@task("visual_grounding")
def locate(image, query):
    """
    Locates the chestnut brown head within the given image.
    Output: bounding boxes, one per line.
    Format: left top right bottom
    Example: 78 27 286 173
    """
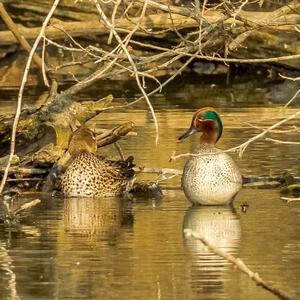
178 107 223 144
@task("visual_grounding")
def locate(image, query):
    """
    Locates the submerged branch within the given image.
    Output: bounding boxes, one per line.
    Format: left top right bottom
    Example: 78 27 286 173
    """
0 0 299 199
13 199 41 215
184 229 293 300
281 197 300 203
134 166 182 175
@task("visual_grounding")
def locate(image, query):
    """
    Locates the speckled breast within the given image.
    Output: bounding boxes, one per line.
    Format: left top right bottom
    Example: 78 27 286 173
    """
181 145 242 205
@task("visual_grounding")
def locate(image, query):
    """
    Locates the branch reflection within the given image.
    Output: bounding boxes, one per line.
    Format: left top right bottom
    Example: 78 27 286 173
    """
183 205 241 297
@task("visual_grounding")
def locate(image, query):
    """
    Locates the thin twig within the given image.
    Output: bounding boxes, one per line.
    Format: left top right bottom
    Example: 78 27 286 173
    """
114 142 125 160
265 138 300 145
100 50 198 113
93 0 160 144
284 89 300 108
279 74 300 81
0 0 61 195
243 122 299 133
108 0 121 44
41 37 49 86
171 110 300 161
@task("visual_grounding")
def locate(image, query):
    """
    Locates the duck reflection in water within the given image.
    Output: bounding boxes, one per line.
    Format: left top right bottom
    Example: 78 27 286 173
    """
183 205 241 297
54 197 134 298
63 197 133 239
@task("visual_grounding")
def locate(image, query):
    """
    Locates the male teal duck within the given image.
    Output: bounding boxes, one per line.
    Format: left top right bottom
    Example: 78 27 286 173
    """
178 107 242 205
61 127 135 198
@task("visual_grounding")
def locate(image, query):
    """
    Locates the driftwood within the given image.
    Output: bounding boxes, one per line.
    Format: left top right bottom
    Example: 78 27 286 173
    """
0 196 42 225
0 12 224 45
2 164 298 191
281 196 300 203
0 1 299 203
0 85 113 154
0 121 136 187
0 0 299 87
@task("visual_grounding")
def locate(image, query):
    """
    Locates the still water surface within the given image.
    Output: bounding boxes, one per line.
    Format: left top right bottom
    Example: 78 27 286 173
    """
0 76 300 299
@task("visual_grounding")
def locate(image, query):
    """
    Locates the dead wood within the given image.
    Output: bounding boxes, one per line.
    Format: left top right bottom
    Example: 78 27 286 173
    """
184 229 293 300
96 122 135 147
0 92 114 157
281 196 300 203
0 196 42 226
12 198 41 215
1 1 300 73
0 12 223 46
1 0 300 197
0 3 44 69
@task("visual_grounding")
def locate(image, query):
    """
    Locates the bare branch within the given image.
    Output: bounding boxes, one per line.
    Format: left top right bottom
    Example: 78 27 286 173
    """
93 0 160 144
170 110 300 161
0 0 61 195
265 138 300 145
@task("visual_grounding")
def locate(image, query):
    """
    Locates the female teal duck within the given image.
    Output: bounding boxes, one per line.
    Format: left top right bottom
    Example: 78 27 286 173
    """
179 107 242 205
61 127 135 198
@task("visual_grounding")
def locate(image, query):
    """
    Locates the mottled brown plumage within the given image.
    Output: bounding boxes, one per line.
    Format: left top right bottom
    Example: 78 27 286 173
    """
61 127 135 198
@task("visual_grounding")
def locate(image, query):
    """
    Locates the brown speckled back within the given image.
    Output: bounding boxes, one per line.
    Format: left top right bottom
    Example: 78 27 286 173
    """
61 151 135 198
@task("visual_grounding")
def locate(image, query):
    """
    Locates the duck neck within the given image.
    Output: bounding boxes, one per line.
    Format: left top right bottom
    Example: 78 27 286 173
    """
199 120 222 145
200 130 219 145
70 148 90 158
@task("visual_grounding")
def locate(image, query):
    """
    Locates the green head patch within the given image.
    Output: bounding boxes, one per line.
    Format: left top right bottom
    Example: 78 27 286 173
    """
200 110 223 142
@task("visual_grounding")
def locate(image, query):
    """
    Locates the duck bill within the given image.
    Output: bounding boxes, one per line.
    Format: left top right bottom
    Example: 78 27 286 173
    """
178 127 197 140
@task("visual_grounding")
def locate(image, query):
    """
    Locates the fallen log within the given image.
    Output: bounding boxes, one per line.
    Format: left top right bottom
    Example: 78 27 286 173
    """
1 0 299 199
0 13 219 46
0 2 299 72
0 87 113 156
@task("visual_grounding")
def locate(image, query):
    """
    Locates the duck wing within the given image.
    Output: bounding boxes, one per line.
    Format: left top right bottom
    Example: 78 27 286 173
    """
99 156 135 180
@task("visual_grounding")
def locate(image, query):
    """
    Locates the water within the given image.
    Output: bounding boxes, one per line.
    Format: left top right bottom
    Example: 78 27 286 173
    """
0 75 300 299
